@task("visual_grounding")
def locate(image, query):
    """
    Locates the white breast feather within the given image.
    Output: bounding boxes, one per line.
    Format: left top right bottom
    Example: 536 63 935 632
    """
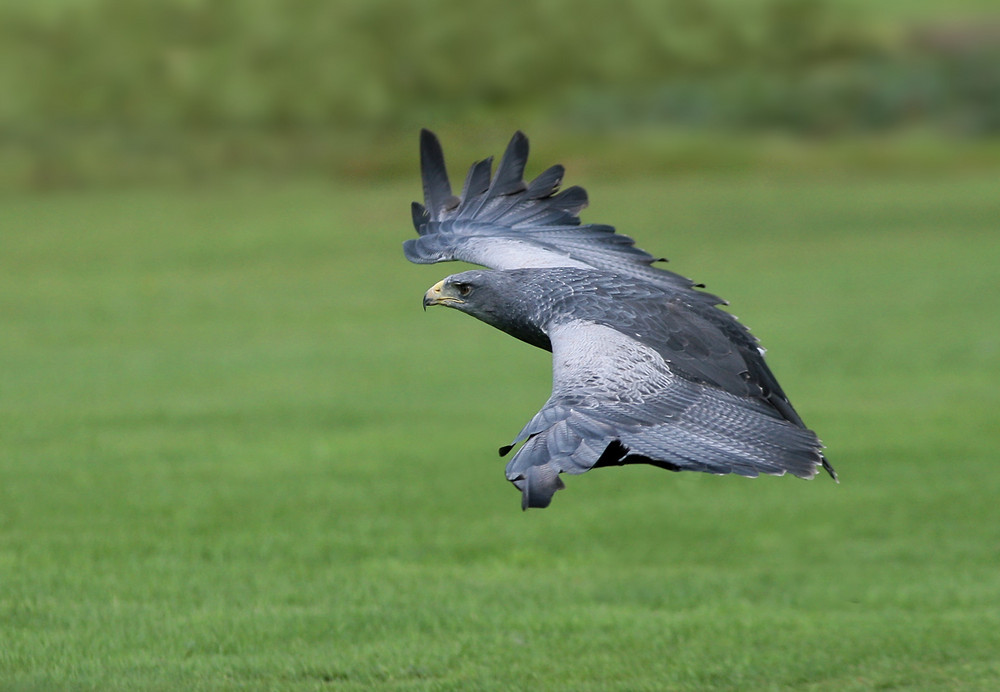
548 321 674 402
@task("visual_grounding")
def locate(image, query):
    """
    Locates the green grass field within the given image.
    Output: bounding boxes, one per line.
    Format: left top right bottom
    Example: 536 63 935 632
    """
3 167 999 690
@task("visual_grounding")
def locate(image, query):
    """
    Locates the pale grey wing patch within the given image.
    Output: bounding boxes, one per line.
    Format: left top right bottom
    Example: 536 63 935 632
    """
404 227 595 269
545 321 674 397
503 321 825 508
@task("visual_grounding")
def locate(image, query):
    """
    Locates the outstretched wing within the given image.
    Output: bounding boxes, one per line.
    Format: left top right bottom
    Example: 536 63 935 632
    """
503 319 827 509
404 129 718 301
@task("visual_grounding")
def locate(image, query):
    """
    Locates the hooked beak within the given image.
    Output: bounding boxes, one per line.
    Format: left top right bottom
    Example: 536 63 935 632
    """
422 279 463 310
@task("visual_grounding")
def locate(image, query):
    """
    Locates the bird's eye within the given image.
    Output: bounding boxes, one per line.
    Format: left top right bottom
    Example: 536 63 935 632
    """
455 283 473 297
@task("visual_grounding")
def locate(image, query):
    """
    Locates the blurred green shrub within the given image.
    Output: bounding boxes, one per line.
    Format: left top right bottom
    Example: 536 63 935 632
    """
1 0 998 186
567 24 1000 136
0 0 878 131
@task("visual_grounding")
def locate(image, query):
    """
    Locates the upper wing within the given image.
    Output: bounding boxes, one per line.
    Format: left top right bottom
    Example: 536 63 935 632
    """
585 280 808 426
536 267 813 426
404 130 719 301
503 320 827 509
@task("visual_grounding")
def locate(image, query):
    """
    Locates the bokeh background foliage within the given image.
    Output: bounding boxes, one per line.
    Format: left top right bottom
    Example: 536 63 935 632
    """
3 0 1000 187
2 0 884 129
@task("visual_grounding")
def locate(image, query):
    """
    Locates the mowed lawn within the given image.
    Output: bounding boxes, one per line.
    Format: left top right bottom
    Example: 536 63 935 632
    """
2 168 999 690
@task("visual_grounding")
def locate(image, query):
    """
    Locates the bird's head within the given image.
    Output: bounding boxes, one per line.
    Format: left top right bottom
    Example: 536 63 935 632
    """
422 269 551 350
423 273 479 311
423 270 513 316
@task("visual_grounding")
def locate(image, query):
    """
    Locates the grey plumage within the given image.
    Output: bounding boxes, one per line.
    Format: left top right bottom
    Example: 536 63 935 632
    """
409 131 836 510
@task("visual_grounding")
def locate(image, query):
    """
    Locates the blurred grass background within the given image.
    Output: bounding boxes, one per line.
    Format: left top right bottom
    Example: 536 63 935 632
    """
3 0 1000 689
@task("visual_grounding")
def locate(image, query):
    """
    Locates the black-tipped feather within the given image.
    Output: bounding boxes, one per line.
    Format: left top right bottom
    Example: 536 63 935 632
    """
411 202 429 235
525 164 564 199
489 131 530 196
419 129 458 220
459 158 493 208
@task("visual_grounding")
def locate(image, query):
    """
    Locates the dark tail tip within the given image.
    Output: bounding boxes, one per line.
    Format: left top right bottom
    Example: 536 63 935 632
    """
822 456 839 483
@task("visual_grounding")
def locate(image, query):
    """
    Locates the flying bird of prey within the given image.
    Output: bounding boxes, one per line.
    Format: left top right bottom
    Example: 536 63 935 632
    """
405 130 836 510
